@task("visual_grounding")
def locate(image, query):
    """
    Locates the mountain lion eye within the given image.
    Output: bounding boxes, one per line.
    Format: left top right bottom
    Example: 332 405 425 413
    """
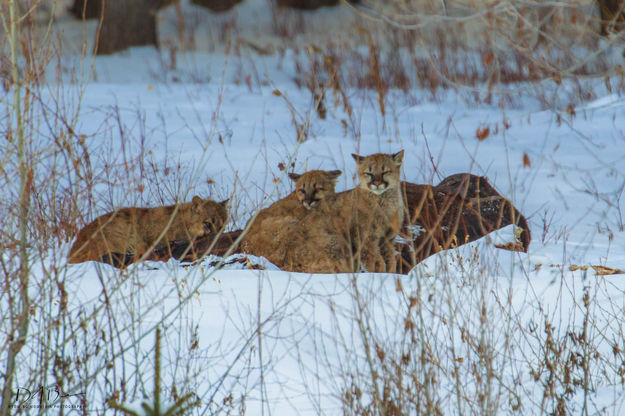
364 172 373 177
382 170 391 175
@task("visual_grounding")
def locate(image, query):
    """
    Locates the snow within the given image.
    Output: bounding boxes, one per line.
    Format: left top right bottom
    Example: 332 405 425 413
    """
5 1 625 414
55 70 624 413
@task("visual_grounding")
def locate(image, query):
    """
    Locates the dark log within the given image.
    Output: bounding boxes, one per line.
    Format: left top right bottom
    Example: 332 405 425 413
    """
277 0 339 9
71 0 177 20
96 231 241 268
276 0 359 10
597 0 625 35
98 252 136 268
152 230 242 262
69 0 102 19
96 0 157 54
396 174 530 273
91 174 531 272
191 0 243 12
95 0 178 55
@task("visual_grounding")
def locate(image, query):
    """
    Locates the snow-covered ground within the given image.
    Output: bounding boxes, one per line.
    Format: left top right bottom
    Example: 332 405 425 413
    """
4 1 625 415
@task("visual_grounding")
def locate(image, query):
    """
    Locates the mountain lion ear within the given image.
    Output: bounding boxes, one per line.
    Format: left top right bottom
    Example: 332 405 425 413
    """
327 170 342 181
352 154 364 163
191 196 203 213
392 150 404 165
219 198 230 207
288 172 301 182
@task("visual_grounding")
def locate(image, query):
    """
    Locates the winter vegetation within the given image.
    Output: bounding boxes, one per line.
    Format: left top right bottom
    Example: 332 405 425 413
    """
1 0 625 414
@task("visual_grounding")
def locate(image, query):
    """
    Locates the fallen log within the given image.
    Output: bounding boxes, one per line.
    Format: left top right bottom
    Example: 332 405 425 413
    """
397 174 530 274
94 174 530 272
151 230 242 262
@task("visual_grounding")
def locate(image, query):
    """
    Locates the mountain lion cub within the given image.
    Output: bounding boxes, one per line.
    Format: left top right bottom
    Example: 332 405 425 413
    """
280 150 405 273
240 169 342 259
68 196 228 266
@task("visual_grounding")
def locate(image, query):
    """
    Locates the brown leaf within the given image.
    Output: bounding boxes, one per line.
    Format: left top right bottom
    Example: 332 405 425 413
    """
272 90 282 97
523 153 531 168
245 259 265 270
566 104 576 116
277 162 286 171
605 76 613 93
476 126 490 141
483 51 494 67
495 242 525 252
592 265 624 275
25 168 34 196
375 343 386 362
569 265 588 271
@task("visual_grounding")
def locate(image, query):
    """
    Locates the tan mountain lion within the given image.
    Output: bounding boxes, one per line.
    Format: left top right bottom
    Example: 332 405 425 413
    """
68 196 228 266
278 150 405 273
240 169 342 260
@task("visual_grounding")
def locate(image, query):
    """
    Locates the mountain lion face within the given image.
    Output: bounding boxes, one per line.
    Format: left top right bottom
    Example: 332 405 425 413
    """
352 150 404 195
189 196 229 235
288 169 342 210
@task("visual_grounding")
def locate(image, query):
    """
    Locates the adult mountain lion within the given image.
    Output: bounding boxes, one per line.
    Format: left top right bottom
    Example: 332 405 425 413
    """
279 150 405 273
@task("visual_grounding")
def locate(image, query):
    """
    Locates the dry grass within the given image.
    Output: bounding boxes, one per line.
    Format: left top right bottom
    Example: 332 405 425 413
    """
1 0 625 415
